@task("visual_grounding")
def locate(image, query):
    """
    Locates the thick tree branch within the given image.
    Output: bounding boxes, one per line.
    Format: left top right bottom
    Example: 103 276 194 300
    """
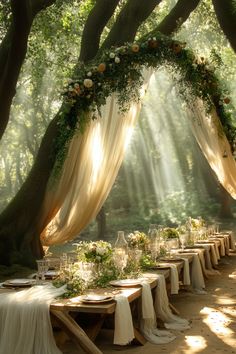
79 0 120 63
101 0 163 49
212 0 236 53
0 0 57 140
148 0 201 36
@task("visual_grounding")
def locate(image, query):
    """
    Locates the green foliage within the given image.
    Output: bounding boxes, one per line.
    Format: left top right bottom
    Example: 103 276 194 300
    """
53 30 235 178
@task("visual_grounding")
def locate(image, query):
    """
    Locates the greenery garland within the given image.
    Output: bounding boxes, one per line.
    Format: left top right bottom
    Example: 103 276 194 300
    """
52 31 236 178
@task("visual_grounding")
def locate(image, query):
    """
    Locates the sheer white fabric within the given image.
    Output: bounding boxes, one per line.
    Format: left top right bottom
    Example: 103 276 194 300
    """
0 284 66 354
188 100 236 199
40 71 152 246
154 274 190 330
114 294 134 345
140 281 176 344
191 254 206 293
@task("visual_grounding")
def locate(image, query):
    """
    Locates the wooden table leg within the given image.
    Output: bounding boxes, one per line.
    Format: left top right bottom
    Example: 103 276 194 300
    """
51 309 103 354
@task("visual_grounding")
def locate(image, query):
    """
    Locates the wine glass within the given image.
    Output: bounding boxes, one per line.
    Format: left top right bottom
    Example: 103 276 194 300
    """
36 259 49 283
179 233 188 251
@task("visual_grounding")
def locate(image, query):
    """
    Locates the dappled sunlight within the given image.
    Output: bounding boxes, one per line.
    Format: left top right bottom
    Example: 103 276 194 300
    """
200 306 236 346
184 335 207 352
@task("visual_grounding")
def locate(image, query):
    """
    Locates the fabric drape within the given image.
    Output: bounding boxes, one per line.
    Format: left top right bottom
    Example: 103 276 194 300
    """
188 100 236 199
40 71 152 246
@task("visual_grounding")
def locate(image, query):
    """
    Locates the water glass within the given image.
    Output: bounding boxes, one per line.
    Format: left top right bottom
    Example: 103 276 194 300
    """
36 259 49 282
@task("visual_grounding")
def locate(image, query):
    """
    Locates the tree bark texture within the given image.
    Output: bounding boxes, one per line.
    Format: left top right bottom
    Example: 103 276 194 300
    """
79 0 120 63
0 0 56 140
148 0 201 36
101 0 163 50
212 0 236 54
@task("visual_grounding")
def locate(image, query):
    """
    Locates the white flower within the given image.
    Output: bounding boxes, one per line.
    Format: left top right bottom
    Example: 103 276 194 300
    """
115 56 120 63
96 255 101 261
96 247 106 256
109 52 115 59
83 78 93 88
87 71 92 77
68 86 74 91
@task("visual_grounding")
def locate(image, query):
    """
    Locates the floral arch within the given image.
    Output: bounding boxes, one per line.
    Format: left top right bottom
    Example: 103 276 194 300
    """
39 32 236 246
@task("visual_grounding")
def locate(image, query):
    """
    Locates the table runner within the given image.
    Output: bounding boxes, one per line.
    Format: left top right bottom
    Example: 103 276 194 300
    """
0 284 66 354
154 274 190 331
114 295 134 345
140 281 176 344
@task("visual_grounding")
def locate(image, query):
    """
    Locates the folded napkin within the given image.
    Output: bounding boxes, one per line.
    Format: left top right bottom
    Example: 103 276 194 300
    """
191 254 206 293
181 258 190 285
154 274 190 331
169 264 179 294
114 294 134 345
140 281 176 344
0 284 66 354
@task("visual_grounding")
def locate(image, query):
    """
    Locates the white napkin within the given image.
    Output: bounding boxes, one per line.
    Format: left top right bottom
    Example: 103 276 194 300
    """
169 264 179 294
140 281 176 344
224 235 230 255
191 254 206 293
0 284 66 354
199 245 220 275
214 241 220 260
154 274 190 331
114 294 134 345
222 231 235 250
182 258 190 285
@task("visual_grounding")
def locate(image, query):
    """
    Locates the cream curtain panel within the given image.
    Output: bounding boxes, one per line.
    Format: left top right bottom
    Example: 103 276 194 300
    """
40 71 151 245
188 99 236 199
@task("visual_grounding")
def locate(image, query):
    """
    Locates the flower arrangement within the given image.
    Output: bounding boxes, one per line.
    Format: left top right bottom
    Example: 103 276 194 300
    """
74 240 113 264
127 231 149 250
189 217 205 230
162 227 179 239
52 31 236 178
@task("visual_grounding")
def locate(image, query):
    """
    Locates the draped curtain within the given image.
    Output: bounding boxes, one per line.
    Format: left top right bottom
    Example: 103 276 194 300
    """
40 70 151 245
188 99 236 199
39 69 236 246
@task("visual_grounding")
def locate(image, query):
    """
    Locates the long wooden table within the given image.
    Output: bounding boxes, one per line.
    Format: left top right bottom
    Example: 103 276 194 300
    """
50 260 189 354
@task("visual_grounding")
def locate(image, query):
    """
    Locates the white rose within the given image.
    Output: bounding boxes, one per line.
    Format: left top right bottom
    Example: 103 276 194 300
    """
87 71 92 77
109 52 115 59
115 56 120 63
83 78 93 88
96 247 106 256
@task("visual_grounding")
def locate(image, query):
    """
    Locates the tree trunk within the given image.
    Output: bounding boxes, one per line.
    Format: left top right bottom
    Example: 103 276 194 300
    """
0 0 56 139
96 207 106 240
212 0 236 54
147 0 201 37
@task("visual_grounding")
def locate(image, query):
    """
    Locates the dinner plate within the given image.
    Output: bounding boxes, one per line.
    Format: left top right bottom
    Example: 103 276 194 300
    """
3 279 34 287
109 278 146 287
71 294 114 304
159 258 183 262
178 250 198 253
44 270 59 279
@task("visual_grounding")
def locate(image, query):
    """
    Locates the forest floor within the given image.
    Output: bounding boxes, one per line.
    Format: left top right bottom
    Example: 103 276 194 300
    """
62 250 236 354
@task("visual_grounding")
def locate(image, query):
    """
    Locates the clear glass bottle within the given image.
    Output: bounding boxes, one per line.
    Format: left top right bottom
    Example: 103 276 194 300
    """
114 231 128 254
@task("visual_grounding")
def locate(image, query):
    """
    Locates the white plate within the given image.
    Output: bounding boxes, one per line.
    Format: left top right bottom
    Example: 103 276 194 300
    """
45 270 59 278
109 278 146 287
3 279 33 287
71 294 114 304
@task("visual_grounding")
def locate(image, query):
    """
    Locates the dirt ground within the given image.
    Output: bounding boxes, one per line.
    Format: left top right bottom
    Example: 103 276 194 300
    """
62 251 236 354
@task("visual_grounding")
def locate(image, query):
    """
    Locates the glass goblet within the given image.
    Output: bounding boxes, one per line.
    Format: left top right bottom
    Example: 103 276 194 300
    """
179 233 188 251
36 259 49 283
